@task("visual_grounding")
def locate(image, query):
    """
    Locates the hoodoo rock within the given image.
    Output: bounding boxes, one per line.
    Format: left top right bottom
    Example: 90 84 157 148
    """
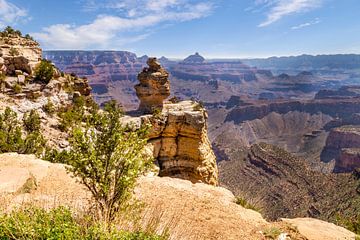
135 57 170 113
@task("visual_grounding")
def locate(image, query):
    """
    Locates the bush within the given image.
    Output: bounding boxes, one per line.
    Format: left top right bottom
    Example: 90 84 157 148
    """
0 206 166 240
23 109 41 132
13 83 22 93
0 107 46 155
56 101 152 223
34 59 54 84
235 196 261 212
42 98 56 116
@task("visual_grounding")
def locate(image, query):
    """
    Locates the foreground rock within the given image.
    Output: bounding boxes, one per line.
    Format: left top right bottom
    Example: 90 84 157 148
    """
1 153 356 239
135 58 170 113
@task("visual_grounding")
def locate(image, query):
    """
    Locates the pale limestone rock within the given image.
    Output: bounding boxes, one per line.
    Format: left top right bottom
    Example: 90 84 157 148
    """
282 218 356 240
17 75 25 84
0 36 41 75
134 57 170 113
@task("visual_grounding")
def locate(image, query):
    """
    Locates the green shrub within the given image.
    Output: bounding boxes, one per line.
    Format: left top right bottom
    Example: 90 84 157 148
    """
57 101 152 223
0 107 46 155
0 206 166 240
58 105 85 132
34 59 54 84
12 83 22 93
263 227 282 239
23 109 41 132
42 98 56 116
235 196 261 212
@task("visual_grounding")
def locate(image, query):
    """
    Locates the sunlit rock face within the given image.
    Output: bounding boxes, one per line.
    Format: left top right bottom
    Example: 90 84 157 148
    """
0 36 42 75
142 101 218 186
135 58 170 113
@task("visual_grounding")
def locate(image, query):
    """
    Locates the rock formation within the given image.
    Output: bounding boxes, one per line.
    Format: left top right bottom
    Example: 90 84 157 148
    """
142 101 218 185
0 35 41 75
134 58 170 113
321 125 360 172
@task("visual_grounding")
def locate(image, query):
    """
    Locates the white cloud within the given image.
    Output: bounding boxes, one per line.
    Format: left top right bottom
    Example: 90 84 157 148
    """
291 18 320 30
33 0 213 49
257 0 322 27
0 0 27 28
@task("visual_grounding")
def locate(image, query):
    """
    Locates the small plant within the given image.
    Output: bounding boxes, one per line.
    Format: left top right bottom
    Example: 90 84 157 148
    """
42 98 56 115
152 107 162 119
263 227 282 239
9 47 19 56
12 83 22 93
34 59 54 84
24 33 34 40
23 109 41 132
234 196 260 212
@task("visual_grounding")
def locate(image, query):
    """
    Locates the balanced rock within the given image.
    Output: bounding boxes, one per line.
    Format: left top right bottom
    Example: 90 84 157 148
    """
135 58 170 113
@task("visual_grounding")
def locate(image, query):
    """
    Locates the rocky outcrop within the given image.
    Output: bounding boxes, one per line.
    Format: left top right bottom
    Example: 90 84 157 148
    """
321 125 360 172
0 36 41 75
1 153 356 240
315 85 360 99
140 101 218 185
135 58 170 113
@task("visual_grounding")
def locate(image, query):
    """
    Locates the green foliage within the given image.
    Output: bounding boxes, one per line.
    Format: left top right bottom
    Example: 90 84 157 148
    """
0 73 6 82
0 206 166 240
234 196 261 212
24 34 34 41
12 83 22 93
34 59 54 84
58 104 85 132
263 227 282 239
0 107 46 155
337 214 360 235
23 109 41 132
42 98 56 116
53 101 152 223
9 47 19 56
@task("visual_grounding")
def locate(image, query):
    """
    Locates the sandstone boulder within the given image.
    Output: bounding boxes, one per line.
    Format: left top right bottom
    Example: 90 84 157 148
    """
135 58 170 113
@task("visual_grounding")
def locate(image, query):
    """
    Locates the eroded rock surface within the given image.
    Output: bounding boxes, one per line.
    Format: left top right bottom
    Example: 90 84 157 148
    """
135 58 170 113
0 35 41 75
138 101 218 185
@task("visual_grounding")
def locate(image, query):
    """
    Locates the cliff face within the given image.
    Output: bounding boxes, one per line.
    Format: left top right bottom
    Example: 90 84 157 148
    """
0 36 41 75
142 101 218 185
321 126 360 172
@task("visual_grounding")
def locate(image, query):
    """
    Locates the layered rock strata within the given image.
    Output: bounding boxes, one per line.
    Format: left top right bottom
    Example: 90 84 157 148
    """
142 101 218 185
321 125 360 172
134 58 170 113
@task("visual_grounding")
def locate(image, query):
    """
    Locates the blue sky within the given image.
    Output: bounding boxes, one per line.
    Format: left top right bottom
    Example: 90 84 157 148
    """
1 0 359 58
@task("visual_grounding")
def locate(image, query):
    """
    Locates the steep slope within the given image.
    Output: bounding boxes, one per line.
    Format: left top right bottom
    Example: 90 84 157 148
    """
219 143 360 223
